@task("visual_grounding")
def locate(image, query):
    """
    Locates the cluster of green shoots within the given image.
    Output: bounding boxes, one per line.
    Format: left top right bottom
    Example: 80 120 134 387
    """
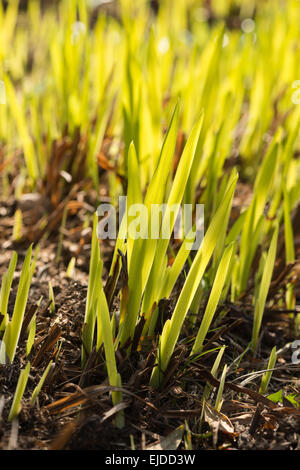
0 0 299 427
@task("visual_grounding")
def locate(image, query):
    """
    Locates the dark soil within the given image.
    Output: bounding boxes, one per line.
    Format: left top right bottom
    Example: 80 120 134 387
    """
0 174 300 451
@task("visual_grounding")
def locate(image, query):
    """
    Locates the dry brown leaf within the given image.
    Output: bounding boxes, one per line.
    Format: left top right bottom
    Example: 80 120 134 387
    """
203 401 235 435
145 425 184 451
